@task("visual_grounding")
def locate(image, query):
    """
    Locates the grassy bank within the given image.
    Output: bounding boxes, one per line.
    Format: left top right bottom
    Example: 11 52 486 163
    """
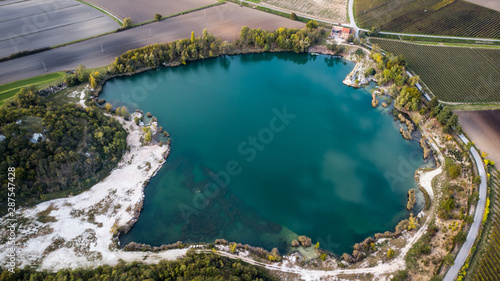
0 72 67 106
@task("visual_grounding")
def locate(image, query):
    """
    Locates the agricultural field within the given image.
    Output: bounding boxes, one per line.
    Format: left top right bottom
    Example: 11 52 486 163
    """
261 0 347 22
457 110 500 166
371 39 500 102
0 0 119 58
83 0 217 24
467 169 500 281
465 0 500 12
355 0 500 38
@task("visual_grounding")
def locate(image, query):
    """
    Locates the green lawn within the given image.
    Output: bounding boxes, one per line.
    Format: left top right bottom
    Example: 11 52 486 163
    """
0 72 67 106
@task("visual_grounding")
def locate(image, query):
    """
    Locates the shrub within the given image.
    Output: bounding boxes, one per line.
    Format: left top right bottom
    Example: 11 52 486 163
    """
306 20 319 29
387 248 395 259
123 18 133 28
365 67 376 76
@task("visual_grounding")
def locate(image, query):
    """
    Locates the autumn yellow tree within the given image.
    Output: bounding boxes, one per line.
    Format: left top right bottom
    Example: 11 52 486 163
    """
104 103 112 112
191 31 195 43
387 248 395 259
90 75 97 89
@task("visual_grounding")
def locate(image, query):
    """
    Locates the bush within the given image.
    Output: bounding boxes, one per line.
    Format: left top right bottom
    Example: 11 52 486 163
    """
306 20 319 29
155 14 162 21
391 270 409 281
123 17 133 28
454 231 467 245
387 248 395 259
365 67 376 76
290 13 298 20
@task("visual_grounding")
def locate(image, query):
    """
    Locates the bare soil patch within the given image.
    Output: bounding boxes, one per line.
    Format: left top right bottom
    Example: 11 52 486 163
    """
465 0 500 12
457 110 500 165
83 0 217 23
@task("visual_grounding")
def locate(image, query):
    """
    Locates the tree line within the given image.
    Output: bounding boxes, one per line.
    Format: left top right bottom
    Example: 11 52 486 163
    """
0 251 276 281
0 88 127 213
108 25 325 74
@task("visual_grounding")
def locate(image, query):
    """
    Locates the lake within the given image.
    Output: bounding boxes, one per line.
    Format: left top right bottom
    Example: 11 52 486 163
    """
100 52 430 254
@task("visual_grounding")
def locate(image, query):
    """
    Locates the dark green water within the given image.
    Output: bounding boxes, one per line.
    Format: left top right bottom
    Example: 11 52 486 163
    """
101 53 430 254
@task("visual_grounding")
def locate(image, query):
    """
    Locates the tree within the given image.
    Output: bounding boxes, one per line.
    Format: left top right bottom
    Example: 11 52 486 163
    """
290 13 298 20
355 48 364 58
365 67 376 76
155 14 162 21
473 175 481 185
191 31 195 44
444 253 454 265
123 17 133 28
454 231 467 245
104 103 112 112
75 64 89 83
387 248 395 259
89 74 97 89
306 20 318 29
408 75 420 86
315 242 320 249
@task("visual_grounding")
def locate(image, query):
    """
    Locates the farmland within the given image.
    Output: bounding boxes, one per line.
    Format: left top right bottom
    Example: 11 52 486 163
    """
261 0 347 22
355 0 500 38
0 0 119 58
83 0 217 24
371 39 500 102
467 169 500 281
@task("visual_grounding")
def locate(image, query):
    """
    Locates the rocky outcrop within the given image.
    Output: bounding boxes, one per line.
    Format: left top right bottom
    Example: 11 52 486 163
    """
298 236 312 247
407 188 416 210
343 60 375 87
420 138 431 159
371 94 379 108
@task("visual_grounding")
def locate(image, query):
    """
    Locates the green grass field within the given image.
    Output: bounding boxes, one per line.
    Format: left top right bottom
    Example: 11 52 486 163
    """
356 0 500 38
371 38 500 103
0 72 67 106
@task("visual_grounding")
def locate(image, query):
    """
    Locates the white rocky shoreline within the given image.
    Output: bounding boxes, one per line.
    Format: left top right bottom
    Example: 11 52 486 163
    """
0 50 444 281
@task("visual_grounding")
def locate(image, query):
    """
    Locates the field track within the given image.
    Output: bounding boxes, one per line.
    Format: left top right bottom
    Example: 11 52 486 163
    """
0 2 304 85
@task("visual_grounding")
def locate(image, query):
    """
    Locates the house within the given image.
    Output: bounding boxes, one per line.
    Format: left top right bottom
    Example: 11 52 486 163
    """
331 26 343 38
340 27 352 40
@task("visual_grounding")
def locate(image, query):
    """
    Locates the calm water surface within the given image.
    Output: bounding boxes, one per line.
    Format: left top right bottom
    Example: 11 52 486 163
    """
100 53 430 254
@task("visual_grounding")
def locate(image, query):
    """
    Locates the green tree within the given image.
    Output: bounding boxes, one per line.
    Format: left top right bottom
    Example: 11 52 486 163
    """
290 13 298 20
454 231 467 245
408 75 420 86
154 14 162 21
443 253 454 265
306 20 319 29
123 17 133 28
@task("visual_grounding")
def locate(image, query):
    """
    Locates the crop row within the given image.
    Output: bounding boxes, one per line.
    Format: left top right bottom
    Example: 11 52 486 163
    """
356 0 500 38
371 39 500 103
471 171 500 281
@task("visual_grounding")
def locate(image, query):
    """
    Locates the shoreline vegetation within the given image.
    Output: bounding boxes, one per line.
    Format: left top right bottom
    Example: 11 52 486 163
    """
0 26 475 280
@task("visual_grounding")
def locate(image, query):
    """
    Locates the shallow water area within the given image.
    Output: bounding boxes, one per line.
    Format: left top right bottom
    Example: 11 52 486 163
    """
100 52 431 254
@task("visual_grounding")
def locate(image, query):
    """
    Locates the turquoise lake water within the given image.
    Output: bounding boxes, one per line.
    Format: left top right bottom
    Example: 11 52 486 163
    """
100 53 431 254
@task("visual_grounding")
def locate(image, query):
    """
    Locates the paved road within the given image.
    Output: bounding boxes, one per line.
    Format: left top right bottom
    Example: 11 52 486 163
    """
0 0 119 58
444 134 487 281
346 0 358 37
0 2 304 84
